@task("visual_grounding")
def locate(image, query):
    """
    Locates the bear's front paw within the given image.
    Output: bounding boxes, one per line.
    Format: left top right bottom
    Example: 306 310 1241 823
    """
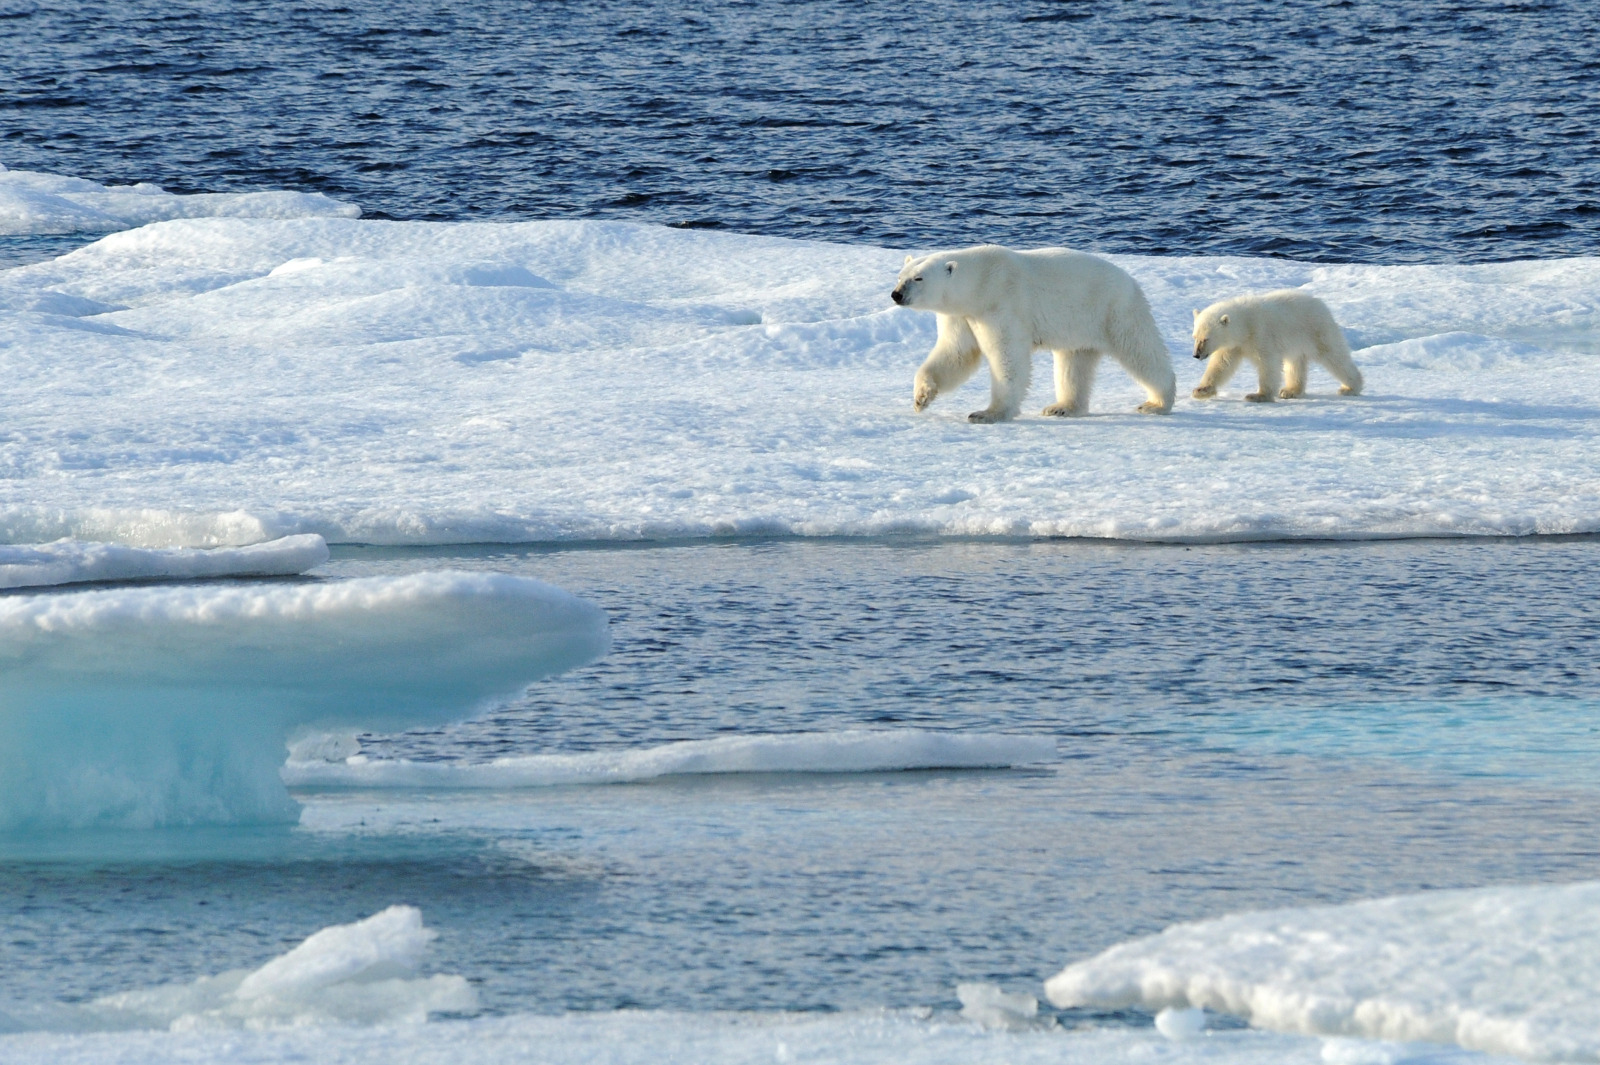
1191 385 1216 399
1244 392 1275 403
1136 401 1172 415
1042 402 1084 417
913 382 936 412
967 409 1007 424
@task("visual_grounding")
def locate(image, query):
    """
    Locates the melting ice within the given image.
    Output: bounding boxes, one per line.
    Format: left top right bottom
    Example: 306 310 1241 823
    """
0 572 609 830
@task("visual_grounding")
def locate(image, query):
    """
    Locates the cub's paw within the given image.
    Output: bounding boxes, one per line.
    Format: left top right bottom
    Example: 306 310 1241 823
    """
1244 392 1275 403
1191 385 1217 399
968 409 1006 424
1042 402 1085 417
1136 401 1172 415
1339 385 1360 396
1278 387 1303 399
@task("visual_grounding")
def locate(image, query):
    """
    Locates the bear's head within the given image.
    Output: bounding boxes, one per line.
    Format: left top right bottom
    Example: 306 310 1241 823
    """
1191 306 1235 360
891 253 962 312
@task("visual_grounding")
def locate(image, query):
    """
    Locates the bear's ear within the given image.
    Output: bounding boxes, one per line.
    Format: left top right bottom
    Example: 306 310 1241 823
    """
904 254 914 265
1219 313 1229 325
945 261 957 275
1192 308 1200 319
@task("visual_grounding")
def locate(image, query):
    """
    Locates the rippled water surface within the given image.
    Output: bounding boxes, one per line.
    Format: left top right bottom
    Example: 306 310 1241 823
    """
4 0 1599 262
5 539 1600 1016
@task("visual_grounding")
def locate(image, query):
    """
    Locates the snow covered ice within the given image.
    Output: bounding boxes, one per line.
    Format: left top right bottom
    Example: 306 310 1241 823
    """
282 730 1057 788
0 572 609 830
0 905 474 1032
0 165 359 236
1045 879 1600 1062
2 185 1599 546
0 534 327 589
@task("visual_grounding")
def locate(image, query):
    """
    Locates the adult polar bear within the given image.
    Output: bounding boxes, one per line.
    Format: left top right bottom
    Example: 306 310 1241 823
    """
891 245 1175 422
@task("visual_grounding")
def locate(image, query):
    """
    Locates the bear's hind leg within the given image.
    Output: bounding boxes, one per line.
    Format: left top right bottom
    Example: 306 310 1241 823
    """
913 314 983 412
969 327 1031 423
1245 352 1281 403
1315 336 1364 396
1279 355 1307 399
1043 349 1099 416
1192 351 1240 399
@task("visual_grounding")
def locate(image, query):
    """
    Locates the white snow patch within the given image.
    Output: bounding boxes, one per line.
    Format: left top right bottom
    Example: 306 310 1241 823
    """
281 730 1057 788
1045 880 1600 1063
0 533 328 589
0 164 359 236
2 906 472 1032
0 572 609 830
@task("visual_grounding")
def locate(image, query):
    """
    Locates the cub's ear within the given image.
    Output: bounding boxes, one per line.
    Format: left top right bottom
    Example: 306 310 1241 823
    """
1192 308 1199 319
904 254 914 265
1219 313 1229 325
945 261 957 274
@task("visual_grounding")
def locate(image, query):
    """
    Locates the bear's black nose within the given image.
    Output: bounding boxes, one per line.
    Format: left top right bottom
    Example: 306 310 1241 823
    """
891 288 905 305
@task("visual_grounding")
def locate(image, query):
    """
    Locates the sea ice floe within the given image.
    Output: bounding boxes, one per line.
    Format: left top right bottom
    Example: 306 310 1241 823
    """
0 533 328 589
1045 879 1600 1063
0 905 472 1032
281 730 1057 788
0 164 360 236
0 572 609 830
2 172 1599 546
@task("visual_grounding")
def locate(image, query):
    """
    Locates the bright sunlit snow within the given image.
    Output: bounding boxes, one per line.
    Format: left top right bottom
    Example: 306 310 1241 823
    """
1045 880 1600 1062
0 534 328 589
0 165 359 236
2 182 1598 546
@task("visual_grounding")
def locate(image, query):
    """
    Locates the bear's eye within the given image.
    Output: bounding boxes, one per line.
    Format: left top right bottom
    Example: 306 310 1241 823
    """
913 275 923 282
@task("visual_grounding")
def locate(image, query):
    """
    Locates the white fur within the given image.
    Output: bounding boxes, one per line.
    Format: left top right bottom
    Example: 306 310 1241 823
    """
891 245 1176 422
1190 290 1364 402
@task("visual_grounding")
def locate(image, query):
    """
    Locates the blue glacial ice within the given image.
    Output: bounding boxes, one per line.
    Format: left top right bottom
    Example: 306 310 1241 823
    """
0 572 609 831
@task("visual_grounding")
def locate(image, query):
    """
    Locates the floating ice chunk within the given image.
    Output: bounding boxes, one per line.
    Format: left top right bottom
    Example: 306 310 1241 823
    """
1157 1007 1209 1040
51 906 475 1031
956 982 1041 1029
1044 880 1600 1062
0 572 609 830
0 533 328 589
0 166 359 236
282 730 1057 789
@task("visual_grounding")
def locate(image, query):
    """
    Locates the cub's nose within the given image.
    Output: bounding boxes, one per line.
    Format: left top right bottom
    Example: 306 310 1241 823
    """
1192 345 1207 359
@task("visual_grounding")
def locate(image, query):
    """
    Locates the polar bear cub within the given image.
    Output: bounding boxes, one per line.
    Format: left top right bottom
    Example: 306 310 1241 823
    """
891 245 1176 422
1191 290 1363 402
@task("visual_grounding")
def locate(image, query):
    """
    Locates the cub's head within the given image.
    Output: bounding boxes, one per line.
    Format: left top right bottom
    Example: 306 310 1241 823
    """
1191 305 1235 360
891 253 961 311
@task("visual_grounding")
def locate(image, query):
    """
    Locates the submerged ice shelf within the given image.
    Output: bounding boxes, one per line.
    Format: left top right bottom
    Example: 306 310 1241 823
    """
0 572 608 830
283 730 1057 788
2 174 1600 546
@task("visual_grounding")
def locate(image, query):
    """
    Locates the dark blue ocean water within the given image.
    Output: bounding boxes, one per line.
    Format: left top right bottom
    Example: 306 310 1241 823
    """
4 0 1599 263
